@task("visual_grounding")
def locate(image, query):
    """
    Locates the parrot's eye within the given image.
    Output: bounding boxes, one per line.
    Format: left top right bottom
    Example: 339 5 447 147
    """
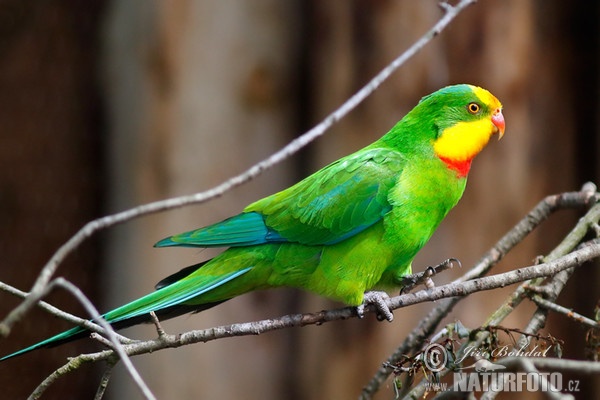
467 103 481 114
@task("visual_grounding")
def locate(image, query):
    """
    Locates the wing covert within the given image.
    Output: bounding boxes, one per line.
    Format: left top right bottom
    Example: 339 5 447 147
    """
246 147 405 245
155 147 405 248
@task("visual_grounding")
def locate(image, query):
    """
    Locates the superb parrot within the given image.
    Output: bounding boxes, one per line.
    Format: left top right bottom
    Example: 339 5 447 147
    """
1 84 504 361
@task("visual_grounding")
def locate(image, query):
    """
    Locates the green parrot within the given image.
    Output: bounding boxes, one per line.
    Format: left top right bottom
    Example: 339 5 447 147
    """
1 84 504 361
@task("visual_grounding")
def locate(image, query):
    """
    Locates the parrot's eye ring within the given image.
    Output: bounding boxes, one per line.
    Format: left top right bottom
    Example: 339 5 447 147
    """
467 103 481 114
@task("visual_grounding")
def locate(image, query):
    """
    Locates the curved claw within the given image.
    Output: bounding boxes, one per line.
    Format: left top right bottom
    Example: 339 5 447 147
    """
446 257 462 269
356 291 394 322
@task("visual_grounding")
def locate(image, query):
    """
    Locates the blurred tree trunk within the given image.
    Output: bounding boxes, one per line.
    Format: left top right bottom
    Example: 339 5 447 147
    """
0 1 105 399
102 1 300 398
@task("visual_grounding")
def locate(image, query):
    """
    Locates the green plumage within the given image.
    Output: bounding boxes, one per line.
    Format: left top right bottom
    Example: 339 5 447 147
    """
1 84 503 361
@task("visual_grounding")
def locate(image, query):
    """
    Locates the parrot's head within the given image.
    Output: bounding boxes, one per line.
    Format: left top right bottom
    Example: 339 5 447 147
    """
414 84 504 177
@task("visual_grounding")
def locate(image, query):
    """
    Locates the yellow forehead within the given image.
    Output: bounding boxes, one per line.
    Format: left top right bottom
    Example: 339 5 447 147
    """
468 85 502 110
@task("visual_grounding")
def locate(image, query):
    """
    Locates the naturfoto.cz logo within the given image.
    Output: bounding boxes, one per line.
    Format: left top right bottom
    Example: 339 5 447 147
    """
421 343 580 394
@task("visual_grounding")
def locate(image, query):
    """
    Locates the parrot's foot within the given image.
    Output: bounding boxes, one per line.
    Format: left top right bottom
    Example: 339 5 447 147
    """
400 258 461 294
356 291 394 322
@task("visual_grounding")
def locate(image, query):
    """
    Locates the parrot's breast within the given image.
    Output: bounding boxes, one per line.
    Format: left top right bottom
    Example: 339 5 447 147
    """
378 158 466 285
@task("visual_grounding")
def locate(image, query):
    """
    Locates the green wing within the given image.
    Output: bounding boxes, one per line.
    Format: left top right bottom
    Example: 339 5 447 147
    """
247 147 404 245
157 147 405 248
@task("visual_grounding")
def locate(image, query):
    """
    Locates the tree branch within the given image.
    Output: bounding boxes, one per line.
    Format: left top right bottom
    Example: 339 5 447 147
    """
499 356 600 375
529 295 600 330
33 241 600 370
359 183 599 399
0 281 134 345
27 278 155 400
396 200 600 400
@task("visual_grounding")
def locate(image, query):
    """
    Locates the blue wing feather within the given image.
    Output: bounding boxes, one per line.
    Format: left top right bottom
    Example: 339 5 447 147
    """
155 212 285 248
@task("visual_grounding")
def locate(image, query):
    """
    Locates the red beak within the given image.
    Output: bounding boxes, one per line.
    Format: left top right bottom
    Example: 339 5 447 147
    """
491 109 505 139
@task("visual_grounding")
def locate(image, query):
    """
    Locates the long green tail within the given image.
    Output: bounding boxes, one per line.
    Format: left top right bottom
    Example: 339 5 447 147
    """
0 265 251 362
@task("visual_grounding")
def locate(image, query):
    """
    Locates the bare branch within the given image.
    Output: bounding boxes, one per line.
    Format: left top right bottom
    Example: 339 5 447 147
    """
149 311 167 339
500 356 600 375
28 355 90 400
400 258 460 294
90 332 119 349
458 184 598 283
36 242 599 371
387 242 600 310
514 200 600 349
27 279 155 400
531 295 600 329
94 359 118 400
478 358 591 400
360 183 599 399
397 200 600 399
9 185 600 399
0 281 134 345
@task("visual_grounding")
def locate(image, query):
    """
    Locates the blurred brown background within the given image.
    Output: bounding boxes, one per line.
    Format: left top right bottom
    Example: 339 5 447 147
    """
0 1 598 399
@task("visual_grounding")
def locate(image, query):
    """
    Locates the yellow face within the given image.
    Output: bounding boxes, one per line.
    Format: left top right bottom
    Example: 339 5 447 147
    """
433 85 504 163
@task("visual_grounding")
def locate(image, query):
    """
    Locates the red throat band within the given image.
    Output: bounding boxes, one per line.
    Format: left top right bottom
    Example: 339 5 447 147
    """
439 156 472 178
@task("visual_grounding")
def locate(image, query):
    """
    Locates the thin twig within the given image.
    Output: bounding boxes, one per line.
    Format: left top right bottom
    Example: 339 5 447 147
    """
149 311 167 339
415 214 599 399
457 184 598 283
27 279 155 400
28 356 88 400
0 281 134 345
481 355 599 400
90 332 120 349
499 356 600 374
18 191 600 399
400 258 460 294
530 295 600 330
94 359 118 400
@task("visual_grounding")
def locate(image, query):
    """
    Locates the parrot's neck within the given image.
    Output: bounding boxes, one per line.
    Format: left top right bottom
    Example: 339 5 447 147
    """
433 118 495 178
438 156 472 178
